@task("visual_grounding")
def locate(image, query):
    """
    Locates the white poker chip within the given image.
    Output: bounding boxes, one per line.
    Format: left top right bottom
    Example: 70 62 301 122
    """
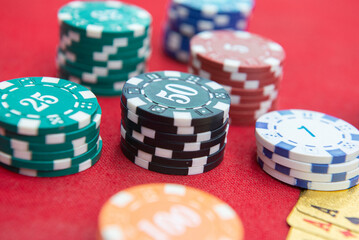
257 149 359 183
255 109 359 164
257 141 359 174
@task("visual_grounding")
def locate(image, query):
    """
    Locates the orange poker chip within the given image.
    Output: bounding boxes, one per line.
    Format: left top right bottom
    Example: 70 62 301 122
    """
98 183 244 240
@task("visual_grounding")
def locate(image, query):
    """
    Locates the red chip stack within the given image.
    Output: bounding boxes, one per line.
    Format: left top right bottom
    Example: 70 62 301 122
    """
189 30 285 125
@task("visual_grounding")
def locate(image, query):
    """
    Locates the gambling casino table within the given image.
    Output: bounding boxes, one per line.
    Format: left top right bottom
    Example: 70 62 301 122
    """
1 0 359 239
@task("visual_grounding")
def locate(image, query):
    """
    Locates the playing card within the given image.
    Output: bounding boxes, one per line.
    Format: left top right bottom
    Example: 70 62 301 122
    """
286 227 326 240
296 185 359 233
287 207 359 239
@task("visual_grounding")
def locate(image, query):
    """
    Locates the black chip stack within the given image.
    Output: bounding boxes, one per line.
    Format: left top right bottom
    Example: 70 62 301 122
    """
120 71 231 175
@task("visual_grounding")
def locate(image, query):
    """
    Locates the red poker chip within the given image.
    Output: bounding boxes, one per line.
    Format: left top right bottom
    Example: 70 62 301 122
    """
223 83 279 97
230 91 278 105
229 117 257 126
190 60 283 80
190 30 285 73
230 106 275 118
190 66 281 89
230 99 277 111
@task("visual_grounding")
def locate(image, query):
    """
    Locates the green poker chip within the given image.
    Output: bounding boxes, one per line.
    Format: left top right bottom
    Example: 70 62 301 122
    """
58 69 126 91
0 77 99 136
60 33 150 54
0 107 101 144
57 63 146 84
0 130 99 161
82 85 123 97
58 1 152 38
59 24 152 46
0 138 103 177
2 137 101 171
58 69 125 96
0 126 99 152
58 45 149 64
57 52 147 75
57 47 151 64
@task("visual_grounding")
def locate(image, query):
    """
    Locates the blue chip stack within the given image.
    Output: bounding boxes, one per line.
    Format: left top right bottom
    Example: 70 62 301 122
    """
163 0 255 62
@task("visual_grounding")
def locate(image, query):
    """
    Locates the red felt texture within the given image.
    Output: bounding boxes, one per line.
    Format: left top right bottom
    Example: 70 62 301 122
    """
0 0 359 239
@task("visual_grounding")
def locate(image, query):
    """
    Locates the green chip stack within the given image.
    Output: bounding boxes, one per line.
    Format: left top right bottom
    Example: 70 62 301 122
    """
0 77 102 177
56 1 153 96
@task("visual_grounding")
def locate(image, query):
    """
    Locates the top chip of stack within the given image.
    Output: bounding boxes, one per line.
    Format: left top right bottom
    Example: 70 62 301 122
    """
56 1 152 96
189 30 285 125
120 71 231 175
0 77 102 177
163 0 255 62
255 109 359 191
98 183 244 240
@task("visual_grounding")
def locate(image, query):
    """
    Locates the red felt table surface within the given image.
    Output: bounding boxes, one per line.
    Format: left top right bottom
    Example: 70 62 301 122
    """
0 0 359 239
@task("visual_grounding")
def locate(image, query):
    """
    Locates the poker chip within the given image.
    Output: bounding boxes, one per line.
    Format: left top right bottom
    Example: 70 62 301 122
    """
120 71 230 175
258 157 359 191
0 127 98 152
163 0 254 62
122 71 230 126
123 124 228 151
121 108 226 135
121 118 229 143
255 109 359 191
121 138 226 167
0 130 99 161
3 138 102 171
56 1 152 96
189 30 285 125
0 138 102 177
0 77 102 177
258 150 359 183
121 141 224 175
257 144 359 174
98 183 244 240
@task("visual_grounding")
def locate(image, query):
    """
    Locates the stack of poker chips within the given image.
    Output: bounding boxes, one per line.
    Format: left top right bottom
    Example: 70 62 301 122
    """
120 71 231 175
189 30 285 125
0 77 102 177
255 109 359 191
98 184 244 240
56 1 152 96
163 0 255 62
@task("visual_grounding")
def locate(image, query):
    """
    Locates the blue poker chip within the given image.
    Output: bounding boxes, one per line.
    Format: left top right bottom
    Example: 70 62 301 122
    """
168 6 248 37
255 109 359 164
163 44 189 63
171 0 255 19
163 26 190 62
122 71 231 127
257 157 359 191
